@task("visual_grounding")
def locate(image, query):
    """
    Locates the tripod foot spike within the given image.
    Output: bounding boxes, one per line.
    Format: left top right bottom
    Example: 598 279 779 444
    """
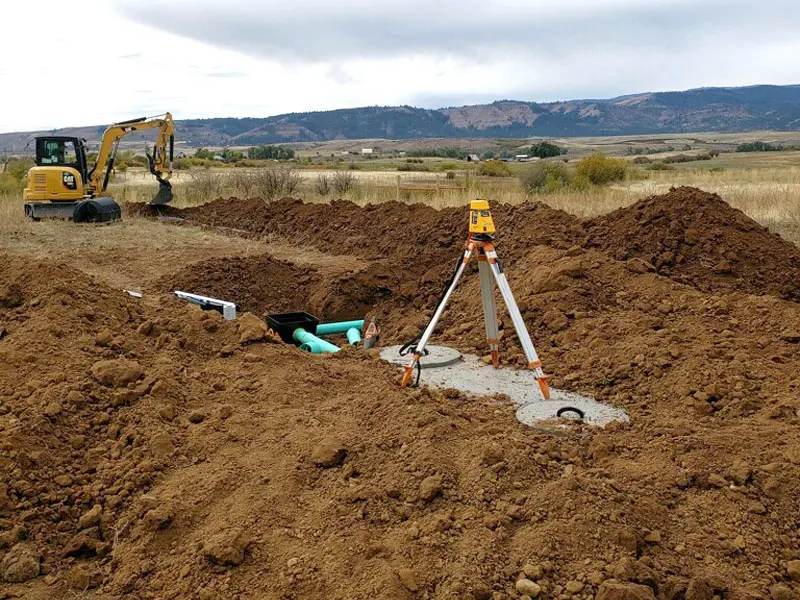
401 365 414 388
537 377 551 400
491 350 499 368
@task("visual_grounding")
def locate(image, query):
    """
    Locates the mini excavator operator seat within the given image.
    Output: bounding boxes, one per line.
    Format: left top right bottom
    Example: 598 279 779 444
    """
23 136 90 202
469 199 496 238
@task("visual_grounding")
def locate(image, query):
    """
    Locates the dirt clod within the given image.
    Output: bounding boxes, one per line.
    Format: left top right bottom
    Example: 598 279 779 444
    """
419 474 443 503
237 312 269 344
2 543 41 583
78 505 102 530
597 581 656 600
204 528 249 566
516 578 542 597
310 438 347 468
397 567 419 592
786 561 800 582
90 358 145 388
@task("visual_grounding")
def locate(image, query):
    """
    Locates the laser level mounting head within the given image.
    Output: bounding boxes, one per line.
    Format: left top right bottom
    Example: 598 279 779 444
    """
469 200 496 236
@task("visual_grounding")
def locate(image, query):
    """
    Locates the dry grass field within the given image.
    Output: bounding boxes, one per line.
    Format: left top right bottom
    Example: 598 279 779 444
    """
2 145 799 246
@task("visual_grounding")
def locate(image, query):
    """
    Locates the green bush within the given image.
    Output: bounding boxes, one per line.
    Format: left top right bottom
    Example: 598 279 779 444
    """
0 172 24 193
438 161 459 171
632 156 652 164
478 160 512 177
519 161 571 193
7 158 34 181
736 141 782 153
445 170 456 180
574 153 627 185
529 141 565 159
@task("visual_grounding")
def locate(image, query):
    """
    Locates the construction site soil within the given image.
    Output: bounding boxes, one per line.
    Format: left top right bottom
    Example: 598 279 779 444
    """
3 187 800 600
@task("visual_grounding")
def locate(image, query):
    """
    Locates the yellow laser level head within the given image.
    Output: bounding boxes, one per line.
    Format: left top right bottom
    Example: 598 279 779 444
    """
469 200 496 235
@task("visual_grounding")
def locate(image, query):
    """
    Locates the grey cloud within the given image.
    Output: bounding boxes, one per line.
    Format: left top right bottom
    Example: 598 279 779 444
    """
114 0 800 63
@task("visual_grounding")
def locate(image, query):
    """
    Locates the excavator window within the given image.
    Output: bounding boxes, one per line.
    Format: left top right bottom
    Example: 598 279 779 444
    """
36 138 79 167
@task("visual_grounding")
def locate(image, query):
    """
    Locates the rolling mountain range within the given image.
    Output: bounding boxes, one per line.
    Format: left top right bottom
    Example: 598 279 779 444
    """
3 84 800 151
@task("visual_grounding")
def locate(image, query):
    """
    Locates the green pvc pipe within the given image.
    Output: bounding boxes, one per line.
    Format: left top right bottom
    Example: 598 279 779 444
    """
294 328 340 354
316 320 365 336
346 327 361 346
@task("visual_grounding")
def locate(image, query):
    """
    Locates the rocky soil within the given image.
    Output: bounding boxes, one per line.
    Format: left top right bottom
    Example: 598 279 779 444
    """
1 187 799 599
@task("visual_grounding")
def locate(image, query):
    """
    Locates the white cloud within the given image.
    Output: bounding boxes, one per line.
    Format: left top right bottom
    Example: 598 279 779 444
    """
0 0 798 132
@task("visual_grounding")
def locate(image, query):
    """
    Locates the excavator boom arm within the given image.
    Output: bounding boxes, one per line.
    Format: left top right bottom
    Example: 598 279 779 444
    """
88 113 174 203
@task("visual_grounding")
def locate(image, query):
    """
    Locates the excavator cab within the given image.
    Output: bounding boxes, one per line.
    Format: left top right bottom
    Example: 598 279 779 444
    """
25 135 121 222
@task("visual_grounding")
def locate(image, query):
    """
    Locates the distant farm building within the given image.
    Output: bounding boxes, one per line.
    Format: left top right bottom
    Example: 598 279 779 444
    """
361 148 374 155
467 154 480 162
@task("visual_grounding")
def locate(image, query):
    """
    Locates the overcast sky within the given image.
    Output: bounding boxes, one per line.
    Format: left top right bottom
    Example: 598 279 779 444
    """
1 0 799 132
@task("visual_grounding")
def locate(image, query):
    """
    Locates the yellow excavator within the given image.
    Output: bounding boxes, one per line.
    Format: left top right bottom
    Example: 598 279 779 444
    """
23 112 175 222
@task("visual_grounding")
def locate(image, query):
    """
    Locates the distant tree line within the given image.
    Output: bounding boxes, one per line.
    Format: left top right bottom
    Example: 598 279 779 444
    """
247 145 295 160
736 141 783 153
406 147 468 159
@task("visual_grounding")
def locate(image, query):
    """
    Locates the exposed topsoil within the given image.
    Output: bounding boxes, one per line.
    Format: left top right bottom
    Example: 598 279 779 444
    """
584 187 800 300
2 187 800 600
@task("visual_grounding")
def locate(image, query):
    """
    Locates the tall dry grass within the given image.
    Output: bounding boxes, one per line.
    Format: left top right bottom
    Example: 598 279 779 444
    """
3 163 799 245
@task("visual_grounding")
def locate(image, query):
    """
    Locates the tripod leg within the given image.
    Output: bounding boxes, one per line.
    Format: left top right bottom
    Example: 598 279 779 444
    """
486 250 550 399
478 258 500 368
401 245 474 387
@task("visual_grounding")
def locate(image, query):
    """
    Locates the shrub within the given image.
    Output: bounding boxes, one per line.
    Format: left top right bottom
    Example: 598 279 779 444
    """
574 153 627 185
663 153 712 164
478 160 512 177
229 167 301 199
439 161 459 172
445 170 456 180
185 170 223 202
0 172 24 193
397 163 429 172
648 162 676 171
314 173 331 196
332 171 357 194
7 158 34 181
519 161 571 193
632 156 652 165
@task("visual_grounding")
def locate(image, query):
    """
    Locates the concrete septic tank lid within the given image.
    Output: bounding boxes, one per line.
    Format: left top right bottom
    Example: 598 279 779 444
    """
381 348 628 428
380 345 463 369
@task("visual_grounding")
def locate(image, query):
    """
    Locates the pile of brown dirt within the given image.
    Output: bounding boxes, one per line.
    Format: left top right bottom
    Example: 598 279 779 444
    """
584 187 800 300
4 251 800 600
5 185 800 599
131 188 800 302
128 197 583 264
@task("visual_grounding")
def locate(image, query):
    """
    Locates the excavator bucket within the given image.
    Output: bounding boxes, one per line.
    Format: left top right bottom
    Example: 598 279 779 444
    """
149 181 174 206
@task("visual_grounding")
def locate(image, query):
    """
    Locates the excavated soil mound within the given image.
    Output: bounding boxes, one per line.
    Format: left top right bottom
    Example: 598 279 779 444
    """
3 249 800 600
128 197 584 263
6 186 800 599
584 187 800 300
132 188 800 302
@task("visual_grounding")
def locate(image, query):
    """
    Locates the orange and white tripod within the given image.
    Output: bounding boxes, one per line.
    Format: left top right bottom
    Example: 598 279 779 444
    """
401 200 550 399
